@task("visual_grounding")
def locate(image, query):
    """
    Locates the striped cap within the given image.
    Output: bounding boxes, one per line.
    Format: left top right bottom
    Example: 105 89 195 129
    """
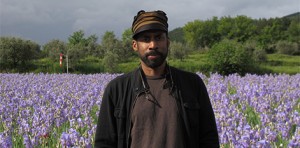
132 10 168 39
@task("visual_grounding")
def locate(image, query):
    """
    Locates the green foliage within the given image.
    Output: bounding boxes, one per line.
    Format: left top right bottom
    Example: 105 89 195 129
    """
75 56 104 74
253 48 267 63
227 83 237 95
233 16 257 42
118 59 139 73
208 39 254 75
33 58 63 73
0 37 40 72
101 31 119 54
218 15 256 42
218 16 234 39
103 51 119 73
67 44 86 71
66 30 99 71
168 52 210 74
183 17 220 49
2 13 300 74
169 41 188 60
121 29 136 60
244 40 267 63
260 54 300 74
276 40 299 55
42 39 66 60
121 28 133 42
68 30 86 45
68 30 98 50
169 27 185 43
244 105 261 128
287 20 300 43
256 18 290 50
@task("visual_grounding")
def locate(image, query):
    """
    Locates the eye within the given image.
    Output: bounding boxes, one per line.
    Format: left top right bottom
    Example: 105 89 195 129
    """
155 36 161 41
141 36 150 42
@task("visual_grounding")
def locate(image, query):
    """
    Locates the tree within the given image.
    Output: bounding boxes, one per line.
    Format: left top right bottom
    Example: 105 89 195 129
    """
86 34 99 56
0 37 40 72
101 31 120 54
208 39 254 75
286 20 300 43
121 28 136 59
169 27 185 43
183 17 220 49
218 15 256 42
233 15 256 42
100 31 123 72
169 41 188 61
218 16 234 39
67 30 99 71
101 31 128 58
68 30 86 46
276 41 299 55
257 18 289 50
103 51 119 73
42 39 66 60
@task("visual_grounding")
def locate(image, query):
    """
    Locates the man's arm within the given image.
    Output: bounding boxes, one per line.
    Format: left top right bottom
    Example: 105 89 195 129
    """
197 76 220 147
94 83 118 148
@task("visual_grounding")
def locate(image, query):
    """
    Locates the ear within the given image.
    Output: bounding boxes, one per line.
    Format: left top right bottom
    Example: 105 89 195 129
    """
132 40 138 52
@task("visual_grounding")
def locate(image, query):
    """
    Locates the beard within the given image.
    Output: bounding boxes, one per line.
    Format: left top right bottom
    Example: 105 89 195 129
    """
139 49 168 68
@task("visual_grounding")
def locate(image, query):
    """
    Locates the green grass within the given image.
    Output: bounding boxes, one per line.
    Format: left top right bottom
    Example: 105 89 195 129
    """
171 52 300 74
267 54 300 66
30 52 300 74
118 60 140 73
261 54 300 74
117 52 300 74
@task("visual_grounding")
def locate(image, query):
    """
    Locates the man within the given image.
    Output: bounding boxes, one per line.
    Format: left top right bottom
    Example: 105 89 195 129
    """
94 10 219 148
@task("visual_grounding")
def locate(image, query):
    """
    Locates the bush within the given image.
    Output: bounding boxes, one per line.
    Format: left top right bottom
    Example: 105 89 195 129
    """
244 40 267 63
208 39 254 75
103 51 119 73
276 41 299 55
253 48 267 63
169 41 188 60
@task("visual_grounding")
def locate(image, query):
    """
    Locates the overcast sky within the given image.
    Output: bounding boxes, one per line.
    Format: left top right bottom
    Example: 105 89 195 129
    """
0 0 299 45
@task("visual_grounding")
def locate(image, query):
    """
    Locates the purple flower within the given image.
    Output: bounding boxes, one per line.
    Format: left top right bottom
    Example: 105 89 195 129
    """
23 134 33 148
256 140 271 148
0 135 12 148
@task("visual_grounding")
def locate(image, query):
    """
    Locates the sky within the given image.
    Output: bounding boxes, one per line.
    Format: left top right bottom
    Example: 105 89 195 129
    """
0 0 299 45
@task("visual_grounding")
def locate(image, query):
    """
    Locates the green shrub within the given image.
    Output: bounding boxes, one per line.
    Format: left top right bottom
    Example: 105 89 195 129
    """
253 48 267 63
208 39 254 75
169 41 188 61
276 41 299 55
244 40 267 63
103 51 119 73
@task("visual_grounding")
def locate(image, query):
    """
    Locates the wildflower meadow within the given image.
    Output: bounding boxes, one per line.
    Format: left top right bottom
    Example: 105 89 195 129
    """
0 73 299 147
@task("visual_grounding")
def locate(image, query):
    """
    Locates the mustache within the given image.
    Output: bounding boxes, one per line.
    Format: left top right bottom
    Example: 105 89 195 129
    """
145 50 163 57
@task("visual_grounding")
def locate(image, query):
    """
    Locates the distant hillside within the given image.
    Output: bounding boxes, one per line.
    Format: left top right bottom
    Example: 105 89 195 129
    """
282 12 300 21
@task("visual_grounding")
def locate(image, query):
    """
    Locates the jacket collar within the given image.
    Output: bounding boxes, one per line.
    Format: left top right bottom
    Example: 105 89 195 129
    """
132 64 175 96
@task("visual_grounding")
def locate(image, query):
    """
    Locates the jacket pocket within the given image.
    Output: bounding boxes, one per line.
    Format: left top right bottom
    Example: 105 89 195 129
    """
114 108 125 119
183 103 200 110
183 102 201 128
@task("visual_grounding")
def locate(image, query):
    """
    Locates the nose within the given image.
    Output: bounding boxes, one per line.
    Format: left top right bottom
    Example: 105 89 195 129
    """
148 40 157 50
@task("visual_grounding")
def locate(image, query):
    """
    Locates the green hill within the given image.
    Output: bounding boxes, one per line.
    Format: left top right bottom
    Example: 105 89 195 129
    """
283 12 300 21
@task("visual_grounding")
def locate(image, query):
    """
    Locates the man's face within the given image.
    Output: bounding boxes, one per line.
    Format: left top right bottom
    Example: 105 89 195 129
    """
132 31 169 68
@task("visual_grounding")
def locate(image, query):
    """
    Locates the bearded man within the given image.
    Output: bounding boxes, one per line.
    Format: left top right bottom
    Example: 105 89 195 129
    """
94 10 219 148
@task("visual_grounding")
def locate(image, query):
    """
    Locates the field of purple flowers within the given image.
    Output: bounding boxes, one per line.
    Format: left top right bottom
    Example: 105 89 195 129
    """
0 73 299 147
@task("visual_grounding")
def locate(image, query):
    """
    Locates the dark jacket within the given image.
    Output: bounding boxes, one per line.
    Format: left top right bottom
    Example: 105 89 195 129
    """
94 66 219 148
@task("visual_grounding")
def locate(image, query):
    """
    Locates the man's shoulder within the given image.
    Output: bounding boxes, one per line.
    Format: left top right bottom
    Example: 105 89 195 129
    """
170 66 199 78
106 68 138 87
